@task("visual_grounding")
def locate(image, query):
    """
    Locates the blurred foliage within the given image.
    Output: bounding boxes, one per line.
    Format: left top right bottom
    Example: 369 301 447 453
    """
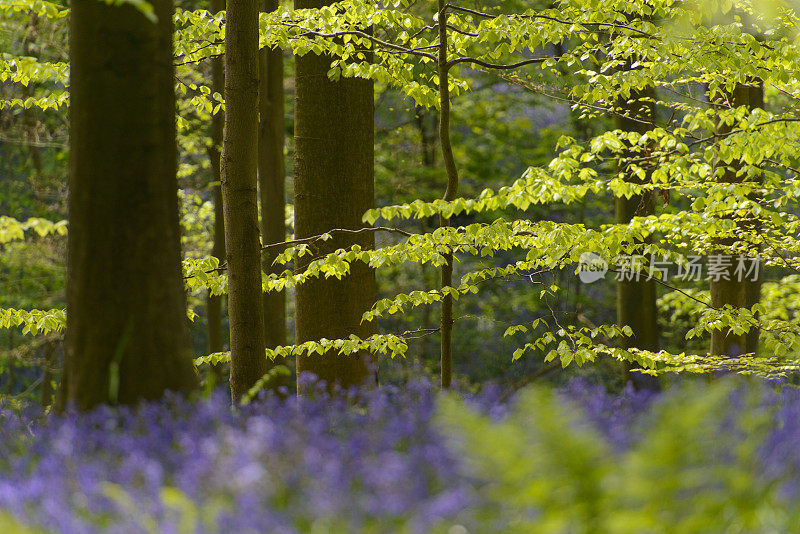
439 379 794 533
0 512 40 534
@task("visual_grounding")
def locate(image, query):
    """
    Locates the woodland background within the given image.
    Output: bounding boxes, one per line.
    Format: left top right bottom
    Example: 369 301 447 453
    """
6 0 798 403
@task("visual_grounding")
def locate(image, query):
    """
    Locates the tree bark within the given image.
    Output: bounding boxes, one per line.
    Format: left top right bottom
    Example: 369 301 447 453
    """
206 0 226 384
415 107 437 366
294 0 376 392
615 87 660 390
223 0 268 400
259 0 286 351
710 84 762 356
40 340 56 409
745 83 764 354
61 0 198 410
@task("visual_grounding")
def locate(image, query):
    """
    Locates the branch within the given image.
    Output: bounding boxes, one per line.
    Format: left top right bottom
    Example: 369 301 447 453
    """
174 39 223 66
445 4 654 39
183 227 413 280
607 267 715 309
447 56 552 70
262 226 413 251
501 73 658 127
444 23 477 37
279 22 438 62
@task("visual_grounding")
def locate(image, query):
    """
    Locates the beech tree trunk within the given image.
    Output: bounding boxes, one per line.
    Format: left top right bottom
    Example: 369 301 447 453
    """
40 340 56 408
259 0 286 350
415 107 437 366
206 0 226 383
710 84 762 356
615 87 660 390
744 83 765 354
223 0 267 399
61 0 197 410
294 0 376 392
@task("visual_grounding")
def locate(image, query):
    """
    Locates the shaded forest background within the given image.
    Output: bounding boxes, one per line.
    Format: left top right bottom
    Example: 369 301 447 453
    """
2 0 799 405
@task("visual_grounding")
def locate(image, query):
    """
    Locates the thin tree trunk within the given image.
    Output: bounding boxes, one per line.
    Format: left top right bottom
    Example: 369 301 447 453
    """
615 87 660 390
416 106 438 168
61 0 198 410
40 340 55 408
415 107 437 365
4 330 14 395
22 15 44 180
222 0 268 400
294 0 376 392
206 0 226 385
437 0 459 389
259 0 286 351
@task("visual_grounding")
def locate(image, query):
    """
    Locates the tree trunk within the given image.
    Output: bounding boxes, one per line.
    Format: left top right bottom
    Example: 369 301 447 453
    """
222 0 267 400
710 84 762 356
206 0 226 385
22 16 45 181
437 0 460 389
294 0 376 392
61 0 198 410
615 87 660 390
415 107 437 366
259 0 286 351
745 83 764 354
40 340 56 408
4 331 13 395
